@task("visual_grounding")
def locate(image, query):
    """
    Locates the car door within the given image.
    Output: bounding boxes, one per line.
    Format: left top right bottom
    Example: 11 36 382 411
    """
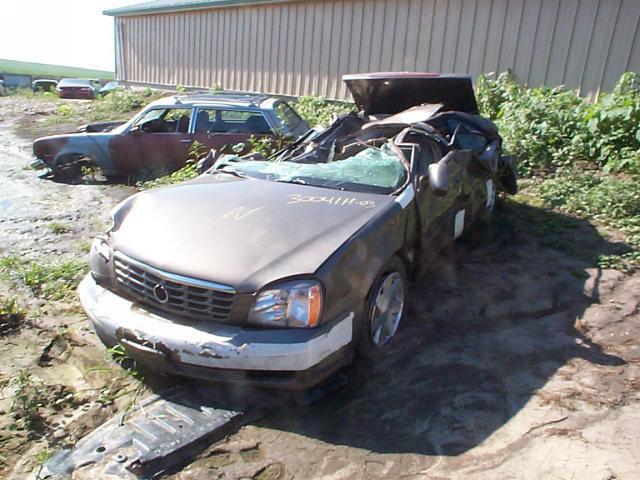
448 124 497 224
192 108 273 154
109 107 195 178
411 139 469 258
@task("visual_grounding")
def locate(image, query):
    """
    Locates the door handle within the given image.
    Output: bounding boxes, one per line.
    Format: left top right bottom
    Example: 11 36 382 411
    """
179 139 192 144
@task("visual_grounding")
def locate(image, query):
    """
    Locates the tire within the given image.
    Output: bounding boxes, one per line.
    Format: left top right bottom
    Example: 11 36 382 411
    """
356 256 408 359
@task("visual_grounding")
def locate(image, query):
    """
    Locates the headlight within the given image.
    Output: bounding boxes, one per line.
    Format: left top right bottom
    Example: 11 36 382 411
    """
248 280 323 328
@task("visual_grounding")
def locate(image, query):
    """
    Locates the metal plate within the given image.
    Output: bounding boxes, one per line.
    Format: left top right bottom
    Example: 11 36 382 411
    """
40 384 281 479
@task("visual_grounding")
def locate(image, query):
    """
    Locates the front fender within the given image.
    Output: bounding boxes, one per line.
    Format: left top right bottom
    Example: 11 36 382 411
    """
51 136 113 173
316 201 410 325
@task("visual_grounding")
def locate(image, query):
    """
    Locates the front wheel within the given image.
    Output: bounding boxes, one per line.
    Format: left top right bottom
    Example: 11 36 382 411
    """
357 256 408 357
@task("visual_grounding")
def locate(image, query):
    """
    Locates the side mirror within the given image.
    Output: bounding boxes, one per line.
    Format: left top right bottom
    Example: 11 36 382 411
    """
130 124 141 134
428 158 450 196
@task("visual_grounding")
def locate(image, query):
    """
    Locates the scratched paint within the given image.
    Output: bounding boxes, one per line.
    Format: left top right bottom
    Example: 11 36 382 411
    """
222 206 265 221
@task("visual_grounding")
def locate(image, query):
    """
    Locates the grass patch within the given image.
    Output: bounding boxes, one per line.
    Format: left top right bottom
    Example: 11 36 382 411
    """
46 221 71 234
73 238 92 255
2 370 80 435
0 255 86 300
8 88 58 101
6 370 45 432
537 171 640 231
0 294 25 334
535 171 640 271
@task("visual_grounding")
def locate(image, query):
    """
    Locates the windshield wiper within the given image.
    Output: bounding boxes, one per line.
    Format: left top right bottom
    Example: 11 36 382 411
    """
274 177 307 185
210 169 247 179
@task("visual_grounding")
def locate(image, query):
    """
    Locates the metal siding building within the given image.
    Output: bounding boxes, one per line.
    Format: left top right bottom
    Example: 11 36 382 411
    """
106 0 640 99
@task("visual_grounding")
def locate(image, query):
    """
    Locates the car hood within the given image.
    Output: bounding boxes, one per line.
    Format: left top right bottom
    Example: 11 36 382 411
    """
109 174 397 292
343 72 478 115
33 132 113 157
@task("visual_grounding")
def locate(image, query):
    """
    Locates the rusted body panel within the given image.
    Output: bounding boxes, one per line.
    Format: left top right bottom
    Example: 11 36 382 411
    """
80 73 518 389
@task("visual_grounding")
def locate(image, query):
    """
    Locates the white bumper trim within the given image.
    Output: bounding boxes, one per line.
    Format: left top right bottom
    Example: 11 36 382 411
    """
78 274 353 371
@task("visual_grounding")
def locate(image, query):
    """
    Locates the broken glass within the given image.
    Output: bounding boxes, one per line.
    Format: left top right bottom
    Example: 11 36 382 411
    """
213 143 407 193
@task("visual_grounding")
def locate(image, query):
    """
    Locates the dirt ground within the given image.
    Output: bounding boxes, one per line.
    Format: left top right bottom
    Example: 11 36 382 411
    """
1 96 639 479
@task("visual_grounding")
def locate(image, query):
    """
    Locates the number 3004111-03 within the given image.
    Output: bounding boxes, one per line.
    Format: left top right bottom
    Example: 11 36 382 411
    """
287 194 376 209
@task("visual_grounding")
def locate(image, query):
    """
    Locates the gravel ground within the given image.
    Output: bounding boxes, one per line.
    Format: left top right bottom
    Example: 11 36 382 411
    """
1 96 639 479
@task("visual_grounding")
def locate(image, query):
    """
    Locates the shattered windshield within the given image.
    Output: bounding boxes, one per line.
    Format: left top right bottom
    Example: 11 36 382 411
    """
214 143 408 194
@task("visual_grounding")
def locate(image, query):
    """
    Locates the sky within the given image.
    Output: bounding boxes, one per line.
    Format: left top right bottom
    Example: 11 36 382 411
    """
0 0 142 72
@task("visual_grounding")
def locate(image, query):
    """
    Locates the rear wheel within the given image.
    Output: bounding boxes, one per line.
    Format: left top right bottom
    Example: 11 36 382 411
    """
357 256 408 358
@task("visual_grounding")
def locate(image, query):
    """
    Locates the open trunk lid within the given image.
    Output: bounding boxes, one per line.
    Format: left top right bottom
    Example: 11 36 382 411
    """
343 72 479 115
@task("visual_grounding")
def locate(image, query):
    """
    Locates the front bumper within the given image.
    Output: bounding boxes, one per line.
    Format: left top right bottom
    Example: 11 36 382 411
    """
78 274 354 389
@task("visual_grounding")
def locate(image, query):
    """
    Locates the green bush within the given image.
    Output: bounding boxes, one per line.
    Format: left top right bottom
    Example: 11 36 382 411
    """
88 89 161 122
294 95 352 128
476 72 640 176
582 73 640 174
55 103 78 117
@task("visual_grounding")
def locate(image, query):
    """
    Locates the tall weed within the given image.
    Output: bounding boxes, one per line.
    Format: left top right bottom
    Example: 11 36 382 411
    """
476 72 640 176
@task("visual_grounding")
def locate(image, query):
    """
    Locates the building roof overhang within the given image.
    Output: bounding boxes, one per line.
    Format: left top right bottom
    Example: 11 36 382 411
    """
104 0 294 16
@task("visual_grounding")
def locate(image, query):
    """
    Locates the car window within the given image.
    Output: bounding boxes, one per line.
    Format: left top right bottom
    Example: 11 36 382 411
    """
419 141 445 166
447 121 488 151
196 109 272 135
274 102 305 132
134 108 192 133
455 130 487 151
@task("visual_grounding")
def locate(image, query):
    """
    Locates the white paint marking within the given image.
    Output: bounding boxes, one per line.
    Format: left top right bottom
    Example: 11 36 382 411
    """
222 206 265 221
486 179 495 209
454 209 465 239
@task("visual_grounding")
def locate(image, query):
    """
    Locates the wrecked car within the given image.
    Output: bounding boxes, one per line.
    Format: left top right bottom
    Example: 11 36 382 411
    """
32 94 309 180
79 73 518 389
98 80 124 95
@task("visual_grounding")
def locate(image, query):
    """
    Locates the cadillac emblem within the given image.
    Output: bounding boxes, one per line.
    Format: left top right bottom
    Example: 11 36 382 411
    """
152 284 170 304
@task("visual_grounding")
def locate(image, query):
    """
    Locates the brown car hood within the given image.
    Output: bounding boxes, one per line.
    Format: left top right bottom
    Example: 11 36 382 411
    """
343 72 478 115
109 174 397 292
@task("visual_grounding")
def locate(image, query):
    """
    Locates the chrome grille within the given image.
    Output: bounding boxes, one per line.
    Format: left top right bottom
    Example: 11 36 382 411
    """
113 252 235 323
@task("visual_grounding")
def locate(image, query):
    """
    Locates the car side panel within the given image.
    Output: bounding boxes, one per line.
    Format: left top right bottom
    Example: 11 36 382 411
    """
413 150 469 267
109 131 193 178
315 202 410 326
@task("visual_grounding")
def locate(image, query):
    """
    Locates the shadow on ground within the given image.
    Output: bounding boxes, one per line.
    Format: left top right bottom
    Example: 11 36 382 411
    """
248 199 628 456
